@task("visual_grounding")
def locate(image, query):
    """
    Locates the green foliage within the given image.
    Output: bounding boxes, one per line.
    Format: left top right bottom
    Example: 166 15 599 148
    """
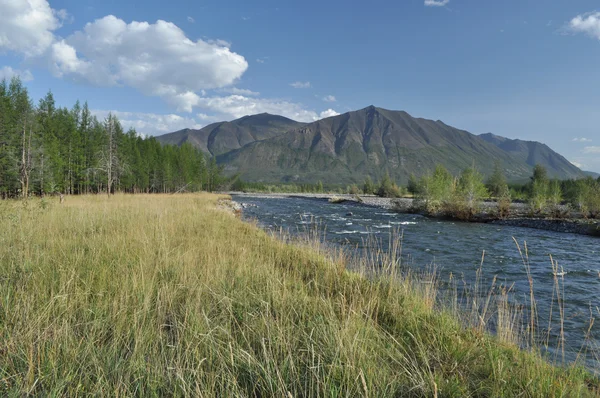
407 173 418 195
415 164 455 214
376 173 403 198
497 185 512 219
486 161 508 198
347 184 361 195
363 176 375 195
452 166 489 220
527 164 551 215
0 77 225 196
564 177 600 218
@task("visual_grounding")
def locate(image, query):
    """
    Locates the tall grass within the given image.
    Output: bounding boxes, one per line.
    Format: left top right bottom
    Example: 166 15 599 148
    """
0 194 597 396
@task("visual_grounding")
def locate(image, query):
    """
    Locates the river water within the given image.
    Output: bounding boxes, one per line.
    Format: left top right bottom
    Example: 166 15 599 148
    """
235 195 600 372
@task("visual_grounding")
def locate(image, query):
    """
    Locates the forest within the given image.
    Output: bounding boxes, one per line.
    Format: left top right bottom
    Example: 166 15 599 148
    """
0 77 223 198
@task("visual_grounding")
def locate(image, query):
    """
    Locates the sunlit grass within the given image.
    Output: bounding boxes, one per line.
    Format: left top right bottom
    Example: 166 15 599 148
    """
0 194 597 396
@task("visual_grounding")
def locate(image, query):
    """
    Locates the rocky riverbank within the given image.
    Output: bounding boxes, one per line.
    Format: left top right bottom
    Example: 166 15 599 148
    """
227 192 600 237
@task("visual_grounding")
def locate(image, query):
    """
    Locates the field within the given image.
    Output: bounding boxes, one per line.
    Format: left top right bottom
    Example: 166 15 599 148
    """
0 194 597 396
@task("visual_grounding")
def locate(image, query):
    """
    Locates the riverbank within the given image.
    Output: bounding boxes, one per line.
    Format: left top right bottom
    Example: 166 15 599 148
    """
229 192 600 237
0 194 597 396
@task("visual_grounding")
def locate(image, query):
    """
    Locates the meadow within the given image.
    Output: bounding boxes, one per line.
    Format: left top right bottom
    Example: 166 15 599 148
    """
0 194 597 396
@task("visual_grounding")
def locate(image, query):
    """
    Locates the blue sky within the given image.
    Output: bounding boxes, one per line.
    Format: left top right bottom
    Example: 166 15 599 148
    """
1 0 599 172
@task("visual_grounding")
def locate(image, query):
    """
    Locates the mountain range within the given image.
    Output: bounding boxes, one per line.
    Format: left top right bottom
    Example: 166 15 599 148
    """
156 106 586 185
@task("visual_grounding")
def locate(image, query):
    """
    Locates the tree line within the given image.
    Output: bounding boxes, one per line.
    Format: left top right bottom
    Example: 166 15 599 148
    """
0 77 224 198
363 163 600 220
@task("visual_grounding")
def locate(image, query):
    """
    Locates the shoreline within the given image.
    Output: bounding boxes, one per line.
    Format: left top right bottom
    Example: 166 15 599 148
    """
227 192 600 237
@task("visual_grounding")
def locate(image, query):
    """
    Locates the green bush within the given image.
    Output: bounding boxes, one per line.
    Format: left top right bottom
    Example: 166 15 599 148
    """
376 173 403 198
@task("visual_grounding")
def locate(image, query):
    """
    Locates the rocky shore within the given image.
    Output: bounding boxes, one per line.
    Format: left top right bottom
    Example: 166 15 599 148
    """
227 192 600 237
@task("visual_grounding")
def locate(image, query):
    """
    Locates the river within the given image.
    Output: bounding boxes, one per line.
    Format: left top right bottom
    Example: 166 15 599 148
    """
235 195 600 372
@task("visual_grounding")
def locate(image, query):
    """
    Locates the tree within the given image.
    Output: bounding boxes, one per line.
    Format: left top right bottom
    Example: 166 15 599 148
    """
453 166 488 220
416 165 455 214
363 176 375 195
528 164 549 215
486 161 508 198
316 180 324 193
407 173 418 195
377 172 402 198
11 78 34 198
96 114 124 196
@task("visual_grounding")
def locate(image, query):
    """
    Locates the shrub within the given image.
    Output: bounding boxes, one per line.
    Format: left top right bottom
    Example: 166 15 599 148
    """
377 173 403 198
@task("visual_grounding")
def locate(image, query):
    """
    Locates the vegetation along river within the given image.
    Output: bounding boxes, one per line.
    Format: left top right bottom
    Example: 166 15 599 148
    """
235 195 600 372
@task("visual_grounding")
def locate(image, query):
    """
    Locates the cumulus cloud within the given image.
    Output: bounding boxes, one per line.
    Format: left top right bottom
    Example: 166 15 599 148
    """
290 81 311 89
322 95 336 102
0 0 339 124
583 146 600 154
0 66 33 82
92 109 206 136
0 0 64 57
570 160 583 168
573 137 592 142
424 0 450 7
194 94 338 122
47 16 248 112
568 12 600 40
319 109 340 118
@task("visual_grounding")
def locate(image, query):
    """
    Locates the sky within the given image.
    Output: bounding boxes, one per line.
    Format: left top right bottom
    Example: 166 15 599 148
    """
1 0 599 172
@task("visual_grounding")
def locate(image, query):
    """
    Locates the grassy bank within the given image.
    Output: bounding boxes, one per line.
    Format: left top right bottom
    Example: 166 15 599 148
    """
0 194 597 396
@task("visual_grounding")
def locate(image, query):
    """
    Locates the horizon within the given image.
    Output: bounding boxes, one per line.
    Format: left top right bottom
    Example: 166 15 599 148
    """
1 0 599 172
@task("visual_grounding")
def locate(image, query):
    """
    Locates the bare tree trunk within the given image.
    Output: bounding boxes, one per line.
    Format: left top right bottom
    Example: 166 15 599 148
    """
40 153 44 197
20 119 29 198
107 119 113 198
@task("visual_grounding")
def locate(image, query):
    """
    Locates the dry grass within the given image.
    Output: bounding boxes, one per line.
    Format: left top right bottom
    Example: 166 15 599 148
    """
0 193 597 396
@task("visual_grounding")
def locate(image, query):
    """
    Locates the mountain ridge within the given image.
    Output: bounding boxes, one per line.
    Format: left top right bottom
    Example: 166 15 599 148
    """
155 106 586 184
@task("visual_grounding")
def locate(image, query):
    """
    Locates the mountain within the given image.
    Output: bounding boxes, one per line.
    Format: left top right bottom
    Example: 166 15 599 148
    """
217 106 537 184
584 171 600 178
479 133 583 180
156 106 587 185
155 113 304 156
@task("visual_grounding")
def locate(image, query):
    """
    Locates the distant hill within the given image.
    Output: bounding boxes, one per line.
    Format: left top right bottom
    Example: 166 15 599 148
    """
584 171 600 178
479 133 583 180
156 113 304 156
156 106 587 185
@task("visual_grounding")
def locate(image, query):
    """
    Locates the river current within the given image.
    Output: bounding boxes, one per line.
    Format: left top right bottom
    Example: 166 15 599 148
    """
235 195 600 372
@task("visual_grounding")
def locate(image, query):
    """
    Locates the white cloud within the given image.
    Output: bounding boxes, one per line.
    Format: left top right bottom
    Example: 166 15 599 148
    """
0 66 33 82
290 81 311 89
256 58 265 64
187 16 195 23
92 109 206 136
583 146 600 154
570 160 583 168
323 95 336 102
47 15 247 112
0 0 63 57
568 12 600 40
219 87 260 96
319 109 340 119
424 0 450 7
573 137 592 142
195 94 338 122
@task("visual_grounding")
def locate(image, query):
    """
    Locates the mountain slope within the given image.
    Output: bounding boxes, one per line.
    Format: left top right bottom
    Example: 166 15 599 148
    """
218 106 537 184
156 113 304 156
479 133 584 180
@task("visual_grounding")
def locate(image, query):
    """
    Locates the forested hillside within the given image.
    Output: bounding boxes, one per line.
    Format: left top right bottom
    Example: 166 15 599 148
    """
0 77 222 198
